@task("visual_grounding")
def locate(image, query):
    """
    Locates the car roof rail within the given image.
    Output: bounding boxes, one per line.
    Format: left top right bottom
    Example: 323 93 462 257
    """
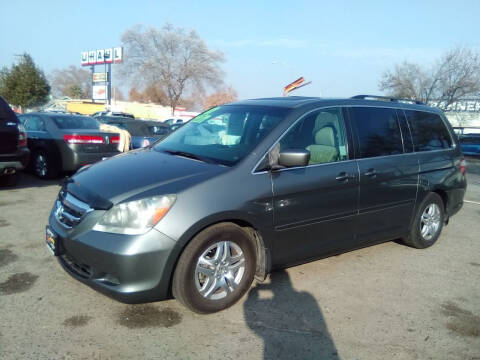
351 94 425 105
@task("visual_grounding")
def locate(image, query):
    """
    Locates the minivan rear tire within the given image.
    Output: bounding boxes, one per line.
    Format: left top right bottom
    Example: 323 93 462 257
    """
172 223 257 314
404 193 445 249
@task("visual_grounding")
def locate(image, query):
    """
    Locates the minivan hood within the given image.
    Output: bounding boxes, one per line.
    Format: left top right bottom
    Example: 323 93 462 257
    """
67 148 227 205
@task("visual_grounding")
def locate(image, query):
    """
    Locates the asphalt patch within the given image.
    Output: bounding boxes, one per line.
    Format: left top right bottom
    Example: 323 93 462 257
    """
441 301 480 337
0 201 16 207
470 262 480 267
0 219 10 227
0 272 39 295
118 304 182 329
63 315 92 327
0 249 18 267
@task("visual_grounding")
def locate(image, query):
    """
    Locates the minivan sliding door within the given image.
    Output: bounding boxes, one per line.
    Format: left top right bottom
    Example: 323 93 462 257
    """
348 106 419 244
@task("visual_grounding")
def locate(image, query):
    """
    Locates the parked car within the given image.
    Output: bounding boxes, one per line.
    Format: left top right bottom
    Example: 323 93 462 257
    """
96 116 171 149
459 134 480 156
169 123 185 132
163 118 185 126
92 111 135 119
0 97 30 186
18 113 121 179
46 96 466 313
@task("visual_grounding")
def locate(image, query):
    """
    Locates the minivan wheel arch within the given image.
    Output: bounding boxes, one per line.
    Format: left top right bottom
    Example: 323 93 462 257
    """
167 220 270 297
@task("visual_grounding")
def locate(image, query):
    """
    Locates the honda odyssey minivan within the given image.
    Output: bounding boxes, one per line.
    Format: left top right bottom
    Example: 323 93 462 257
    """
47 96 467 313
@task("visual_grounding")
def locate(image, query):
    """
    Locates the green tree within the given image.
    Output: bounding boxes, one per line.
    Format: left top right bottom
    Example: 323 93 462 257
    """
0 53 50 109
67 83 85 99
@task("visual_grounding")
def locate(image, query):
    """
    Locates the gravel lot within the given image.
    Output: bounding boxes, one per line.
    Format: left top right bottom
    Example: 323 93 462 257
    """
1 161 479 360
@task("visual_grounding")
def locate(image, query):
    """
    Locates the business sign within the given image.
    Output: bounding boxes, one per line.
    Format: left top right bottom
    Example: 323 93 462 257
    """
92 85 108 100
88 50 96 65
81 47 123 66
81 52 88 66
93 73 107 82
96 49 105 64
104 48 113 63
113 47 123 63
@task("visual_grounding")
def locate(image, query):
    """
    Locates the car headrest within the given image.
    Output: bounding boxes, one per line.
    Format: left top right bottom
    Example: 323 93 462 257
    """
314 126 335 146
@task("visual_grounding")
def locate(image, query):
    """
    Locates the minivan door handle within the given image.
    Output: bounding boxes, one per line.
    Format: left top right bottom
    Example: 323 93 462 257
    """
335 172 355 182
364 169 377 177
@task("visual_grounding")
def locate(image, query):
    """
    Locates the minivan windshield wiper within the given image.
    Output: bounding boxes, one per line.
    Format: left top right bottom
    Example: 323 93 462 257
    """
162 149 217 164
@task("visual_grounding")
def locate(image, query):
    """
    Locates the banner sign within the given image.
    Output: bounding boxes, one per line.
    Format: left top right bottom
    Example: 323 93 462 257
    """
93 73 107 82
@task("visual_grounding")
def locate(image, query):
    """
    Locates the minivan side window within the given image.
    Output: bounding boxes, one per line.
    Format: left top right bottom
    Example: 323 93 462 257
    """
404 110 452 151
350 107 403 158
280 107 348 165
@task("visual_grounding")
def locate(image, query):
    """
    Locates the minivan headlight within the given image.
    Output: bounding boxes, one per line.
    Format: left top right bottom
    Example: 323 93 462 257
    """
93 195 176 235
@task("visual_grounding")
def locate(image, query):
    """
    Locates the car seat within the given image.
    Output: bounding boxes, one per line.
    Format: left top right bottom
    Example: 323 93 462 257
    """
306 112 339 164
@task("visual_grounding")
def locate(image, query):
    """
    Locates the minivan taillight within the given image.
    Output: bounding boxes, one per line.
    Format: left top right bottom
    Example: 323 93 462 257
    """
64 134 104 144
459 158 467 175
18 124 27 147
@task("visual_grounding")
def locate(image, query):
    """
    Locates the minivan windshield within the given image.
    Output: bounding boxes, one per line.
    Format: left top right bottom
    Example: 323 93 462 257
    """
154 105 288 166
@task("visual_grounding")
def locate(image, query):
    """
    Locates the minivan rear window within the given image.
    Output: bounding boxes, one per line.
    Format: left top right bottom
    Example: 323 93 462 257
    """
404 111 452 151
52 115 100 130
350 107 403 158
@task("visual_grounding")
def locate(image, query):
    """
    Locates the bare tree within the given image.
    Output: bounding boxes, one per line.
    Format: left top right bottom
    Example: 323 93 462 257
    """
379 47 480 110
120 24 225 113
50 65 91 98
435 47 480 108
202 86 238 109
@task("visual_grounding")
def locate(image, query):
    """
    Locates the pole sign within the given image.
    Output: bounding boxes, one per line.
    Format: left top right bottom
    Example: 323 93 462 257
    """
93 73 107 82
104 48 113 63
113 47 123 63
81 47 123 66
96 49 105 64
81 47 123 105
81 52 88 66
92 85 108 100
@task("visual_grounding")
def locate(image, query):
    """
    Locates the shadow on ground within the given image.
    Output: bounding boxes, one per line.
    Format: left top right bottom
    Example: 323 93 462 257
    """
0 172 64 191
244 270 339 360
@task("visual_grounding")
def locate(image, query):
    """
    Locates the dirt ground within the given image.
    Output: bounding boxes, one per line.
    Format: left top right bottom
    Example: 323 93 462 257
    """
1 161 479 360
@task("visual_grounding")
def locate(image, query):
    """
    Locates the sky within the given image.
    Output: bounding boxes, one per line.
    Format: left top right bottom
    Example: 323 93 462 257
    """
1 0 480 100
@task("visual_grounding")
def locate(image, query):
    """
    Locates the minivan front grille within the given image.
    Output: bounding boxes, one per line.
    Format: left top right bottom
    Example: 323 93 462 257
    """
54 192 92 228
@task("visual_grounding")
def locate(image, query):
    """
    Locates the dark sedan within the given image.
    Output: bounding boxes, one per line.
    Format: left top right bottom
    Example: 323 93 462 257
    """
18 113 121 179
97 117 171 149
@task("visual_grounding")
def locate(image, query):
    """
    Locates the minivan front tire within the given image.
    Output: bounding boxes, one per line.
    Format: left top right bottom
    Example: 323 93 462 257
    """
172 223 257 314
404 193 445 249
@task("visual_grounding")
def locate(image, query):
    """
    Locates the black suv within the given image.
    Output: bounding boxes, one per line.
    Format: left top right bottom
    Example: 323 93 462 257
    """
47 96 466 313
0 97 29 186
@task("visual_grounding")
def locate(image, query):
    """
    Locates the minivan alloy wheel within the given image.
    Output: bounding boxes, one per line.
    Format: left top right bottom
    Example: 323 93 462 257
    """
195 241 245 300
420 203 441 241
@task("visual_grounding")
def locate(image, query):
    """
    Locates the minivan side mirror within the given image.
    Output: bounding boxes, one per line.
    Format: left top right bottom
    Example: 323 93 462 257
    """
277 149 310 168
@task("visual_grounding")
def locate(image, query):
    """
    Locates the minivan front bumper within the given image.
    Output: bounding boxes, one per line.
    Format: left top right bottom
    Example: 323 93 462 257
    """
49 212 177 303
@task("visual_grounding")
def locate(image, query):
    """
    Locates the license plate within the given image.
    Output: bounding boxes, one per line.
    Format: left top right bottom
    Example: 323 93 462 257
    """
46 226 57 255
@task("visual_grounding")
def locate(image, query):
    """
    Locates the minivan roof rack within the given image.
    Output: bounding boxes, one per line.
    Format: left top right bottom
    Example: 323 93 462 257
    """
351 95 425 105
